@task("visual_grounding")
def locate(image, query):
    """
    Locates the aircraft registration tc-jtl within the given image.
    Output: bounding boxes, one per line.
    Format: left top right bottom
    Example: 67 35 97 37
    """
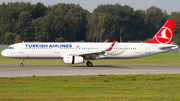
1 19 178 67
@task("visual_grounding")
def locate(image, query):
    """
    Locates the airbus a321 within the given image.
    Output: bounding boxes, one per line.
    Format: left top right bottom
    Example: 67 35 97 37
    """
1 19 178 67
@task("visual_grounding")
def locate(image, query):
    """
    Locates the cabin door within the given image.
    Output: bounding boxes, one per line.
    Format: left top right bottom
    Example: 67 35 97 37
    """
19 44 24 53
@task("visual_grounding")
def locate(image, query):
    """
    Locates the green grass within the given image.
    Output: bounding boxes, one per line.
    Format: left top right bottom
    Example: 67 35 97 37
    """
1 50 180 65
0 74 180 101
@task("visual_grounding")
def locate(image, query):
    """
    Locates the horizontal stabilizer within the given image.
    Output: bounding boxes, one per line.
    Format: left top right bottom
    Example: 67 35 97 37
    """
159 45 178 50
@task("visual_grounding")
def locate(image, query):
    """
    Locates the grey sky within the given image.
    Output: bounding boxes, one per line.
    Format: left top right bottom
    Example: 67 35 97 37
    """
1 0 180 14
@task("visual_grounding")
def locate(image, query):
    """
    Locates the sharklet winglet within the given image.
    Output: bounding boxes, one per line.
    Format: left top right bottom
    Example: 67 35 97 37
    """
107 40 116 50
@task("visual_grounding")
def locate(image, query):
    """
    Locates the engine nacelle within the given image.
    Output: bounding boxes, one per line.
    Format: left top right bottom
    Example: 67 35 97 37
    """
63 56 84 64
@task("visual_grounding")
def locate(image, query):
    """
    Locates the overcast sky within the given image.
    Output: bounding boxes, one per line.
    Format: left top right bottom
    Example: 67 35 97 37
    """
1 0 180 14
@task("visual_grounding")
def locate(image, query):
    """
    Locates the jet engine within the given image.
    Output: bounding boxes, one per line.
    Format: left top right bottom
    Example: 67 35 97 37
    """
63 56 84 64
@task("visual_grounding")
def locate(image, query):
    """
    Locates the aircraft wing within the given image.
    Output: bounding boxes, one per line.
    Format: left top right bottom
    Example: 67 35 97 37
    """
70 50 104 56
70 40 116 59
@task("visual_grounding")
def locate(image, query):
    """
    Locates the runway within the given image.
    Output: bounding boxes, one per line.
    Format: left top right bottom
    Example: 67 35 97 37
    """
0 65 180 77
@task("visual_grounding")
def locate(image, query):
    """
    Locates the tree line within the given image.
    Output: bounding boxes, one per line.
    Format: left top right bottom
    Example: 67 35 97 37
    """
0 2 180 46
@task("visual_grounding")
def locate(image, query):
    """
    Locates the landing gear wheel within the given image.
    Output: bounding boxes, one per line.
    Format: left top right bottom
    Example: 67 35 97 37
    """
20 59 24 67
86 62 93 67
20 63 23 67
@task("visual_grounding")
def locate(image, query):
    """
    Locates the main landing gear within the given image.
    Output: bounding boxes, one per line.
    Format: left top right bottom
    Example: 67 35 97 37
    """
86 61 93 67
20 59 24 67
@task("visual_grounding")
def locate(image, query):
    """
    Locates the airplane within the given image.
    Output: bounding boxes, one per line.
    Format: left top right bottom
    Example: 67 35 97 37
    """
1 19 178 67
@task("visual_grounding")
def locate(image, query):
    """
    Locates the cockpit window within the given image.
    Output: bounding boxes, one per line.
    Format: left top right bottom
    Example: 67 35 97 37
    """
7 47 14 49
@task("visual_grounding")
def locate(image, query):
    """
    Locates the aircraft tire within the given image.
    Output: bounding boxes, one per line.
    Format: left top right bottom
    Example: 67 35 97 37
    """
86 62 93 67
20 63 23 67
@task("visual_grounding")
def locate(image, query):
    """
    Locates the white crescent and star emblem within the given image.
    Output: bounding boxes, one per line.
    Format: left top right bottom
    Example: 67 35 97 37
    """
158 29 169 39
155 27 172 44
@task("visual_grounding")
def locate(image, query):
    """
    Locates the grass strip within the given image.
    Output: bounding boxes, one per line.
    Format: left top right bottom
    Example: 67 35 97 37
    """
0 74 180 101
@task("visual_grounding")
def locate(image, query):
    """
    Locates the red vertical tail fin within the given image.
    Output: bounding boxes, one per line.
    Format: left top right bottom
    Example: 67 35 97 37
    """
146 19 176 44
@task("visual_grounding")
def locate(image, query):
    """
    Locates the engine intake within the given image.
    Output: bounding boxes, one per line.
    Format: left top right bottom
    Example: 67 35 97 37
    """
63 56 84 64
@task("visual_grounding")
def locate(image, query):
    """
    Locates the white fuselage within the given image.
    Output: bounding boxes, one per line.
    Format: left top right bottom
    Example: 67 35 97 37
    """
1 42 178 59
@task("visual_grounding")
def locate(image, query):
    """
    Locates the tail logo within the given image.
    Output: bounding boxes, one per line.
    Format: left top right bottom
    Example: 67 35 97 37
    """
155 27 172 44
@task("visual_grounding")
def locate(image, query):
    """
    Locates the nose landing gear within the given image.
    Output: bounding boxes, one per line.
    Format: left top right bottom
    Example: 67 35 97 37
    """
20 59 24 66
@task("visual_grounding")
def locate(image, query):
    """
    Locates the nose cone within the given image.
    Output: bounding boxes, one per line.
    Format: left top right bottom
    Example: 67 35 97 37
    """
1 50 7 57
1 50 5 57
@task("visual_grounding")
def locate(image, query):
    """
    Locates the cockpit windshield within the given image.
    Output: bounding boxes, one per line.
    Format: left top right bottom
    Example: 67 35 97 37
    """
7 47 14 49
